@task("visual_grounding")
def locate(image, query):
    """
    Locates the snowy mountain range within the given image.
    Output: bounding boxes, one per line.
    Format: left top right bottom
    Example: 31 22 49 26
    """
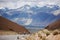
0 4 60 28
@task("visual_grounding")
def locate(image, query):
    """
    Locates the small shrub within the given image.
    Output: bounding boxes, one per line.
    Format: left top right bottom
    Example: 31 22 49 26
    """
53 29 59 35
42 29 50 36
42 35 46 40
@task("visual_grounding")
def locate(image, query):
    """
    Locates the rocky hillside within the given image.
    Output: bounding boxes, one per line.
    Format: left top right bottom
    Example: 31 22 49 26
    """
0 16 30 34
45 19 60 30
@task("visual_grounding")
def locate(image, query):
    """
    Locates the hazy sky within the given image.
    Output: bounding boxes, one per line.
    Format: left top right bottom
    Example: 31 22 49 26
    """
0 0 60 9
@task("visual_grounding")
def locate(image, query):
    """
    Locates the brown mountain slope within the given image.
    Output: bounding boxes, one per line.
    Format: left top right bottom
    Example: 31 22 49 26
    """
0 16 30 34
45 19 60 30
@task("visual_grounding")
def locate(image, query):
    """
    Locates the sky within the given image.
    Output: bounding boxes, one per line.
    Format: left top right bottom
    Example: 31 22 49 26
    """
0 0 60 9
0 0 60 28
